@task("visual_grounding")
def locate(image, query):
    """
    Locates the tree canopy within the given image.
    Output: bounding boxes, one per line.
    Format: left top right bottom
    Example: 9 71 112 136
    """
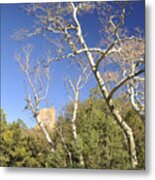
0 89 144 169
1 1 145 170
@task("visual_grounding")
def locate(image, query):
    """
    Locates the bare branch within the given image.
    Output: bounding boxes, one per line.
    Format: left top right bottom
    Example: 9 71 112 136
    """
127 84 145 123
15 2 145 168
47 47 105 65
108 68 144 100
16 44 55 151
71 2 138 168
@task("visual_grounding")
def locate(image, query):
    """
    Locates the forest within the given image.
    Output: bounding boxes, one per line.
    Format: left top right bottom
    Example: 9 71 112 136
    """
0 1 145 170
0 87 144 169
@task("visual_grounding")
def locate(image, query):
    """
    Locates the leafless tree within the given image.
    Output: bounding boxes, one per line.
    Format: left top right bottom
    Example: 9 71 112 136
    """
126 60 145 123
14 2 145 168
15 44 55 152
65 59 91 167
127 81 145 123
16 44 75 165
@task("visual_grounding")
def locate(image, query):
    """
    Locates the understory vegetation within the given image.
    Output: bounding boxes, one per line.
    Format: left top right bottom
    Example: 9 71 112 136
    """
1 1 145 170
0 89 144 169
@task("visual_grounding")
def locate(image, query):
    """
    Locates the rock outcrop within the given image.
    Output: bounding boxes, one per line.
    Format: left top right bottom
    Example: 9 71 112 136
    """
37 107 56 131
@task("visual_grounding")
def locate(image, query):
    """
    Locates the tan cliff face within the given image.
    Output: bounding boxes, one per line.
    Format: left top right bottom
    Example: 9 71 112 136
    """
37 107 56 131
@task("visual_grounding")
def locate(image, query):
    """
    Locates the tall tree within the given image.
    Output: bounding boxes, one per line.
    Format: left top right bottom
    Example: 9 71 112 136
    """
14 1 145 168
15 45 55 151
64 59 91 167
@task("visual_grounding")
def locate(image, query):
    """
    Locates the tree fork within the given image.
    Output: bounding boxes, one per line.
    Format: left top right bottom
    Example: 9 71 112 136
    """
71 2 138 168
93 68 138 168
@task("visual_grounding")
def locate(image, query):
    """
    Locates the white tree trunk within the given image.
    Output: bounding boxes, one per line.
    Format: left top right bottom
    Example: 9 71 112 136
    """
36 116 55 152
71 92 78 140
71 91 85 167
129 86 145 123
71 3 138 168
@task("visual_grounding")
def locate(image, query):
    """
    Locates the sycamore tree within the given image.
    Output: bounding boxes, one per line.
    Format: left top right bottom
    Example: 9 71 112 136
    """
14 1 145 169
15 45 55 152
64 57 91 167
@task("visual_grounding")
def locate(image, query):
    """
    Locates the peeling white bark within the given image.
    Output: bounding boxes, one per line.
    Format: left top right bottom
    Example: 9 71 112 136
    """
16 45 55 152
128 85 145 124
71 92 78 140
67 76 85 167
36 116 55 152
71 2 138 168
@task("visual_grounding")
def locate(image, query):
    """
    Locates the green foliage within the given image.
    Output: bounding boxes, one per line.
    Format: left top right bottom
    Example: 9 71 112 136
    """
73 98 131 169
125 110 145 170
0 109 40 167
0 89 145 170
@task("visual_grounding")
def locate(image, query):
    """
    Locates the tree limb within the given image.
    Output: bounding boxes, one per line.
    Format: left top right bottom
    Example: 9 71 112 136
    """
108 68 145 100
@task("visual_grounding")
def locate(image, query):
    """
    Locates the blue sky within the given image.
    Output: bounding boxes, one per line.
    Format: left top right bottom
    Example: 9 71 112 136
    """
0 1 145 128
